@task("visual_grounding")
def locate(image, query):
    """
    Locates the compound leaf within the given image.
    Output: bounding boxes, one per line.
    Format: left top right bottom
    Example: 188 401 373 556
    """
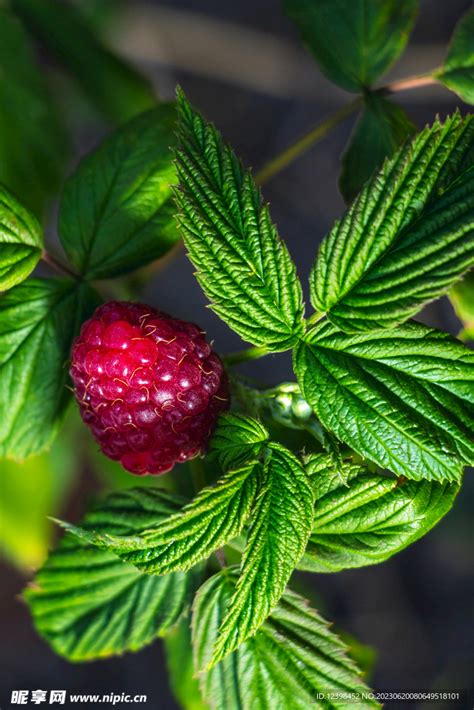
0 278 100 460
174 89 304 351
0 185 43 290
209 413 269 469
294 320 474 483
0 8 66 215
437 7 474 105
59 462 261 575
193 570 379 709
299 454 459 572
12 0 156 123
311 113 474 331
282 0 417 92
59 103 179 279
210 444 314 666
340 96 415 203
25 488 199 661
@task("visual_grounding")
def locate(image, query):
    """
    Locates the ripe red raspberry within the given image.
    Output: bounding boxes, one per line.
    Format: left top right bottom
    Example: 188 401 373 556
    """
70 301 230 475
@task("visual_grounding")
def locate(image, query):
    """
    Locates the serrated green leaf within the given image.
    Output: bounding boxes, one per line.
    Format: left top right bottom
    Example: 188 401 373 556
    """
298 454 459 572
294 319 474 483
282 0 417 92
0 278 101 459
60 462 261 575
304 451 367 496
437 7 474 105
174 89 304 350
25 488 199 661
0 185 43 290
12 0 155 124
209 413 269 469
193 571 379 709
311 113 474 331
210 444 314 666
59 103 179 279
0 8 67 216
340 96 415 203
449 269 474 340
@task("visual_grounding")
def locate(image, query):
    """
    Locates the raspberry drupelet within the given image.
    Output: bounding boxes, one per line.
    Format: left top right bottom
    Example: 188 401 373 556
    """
70 301 230 475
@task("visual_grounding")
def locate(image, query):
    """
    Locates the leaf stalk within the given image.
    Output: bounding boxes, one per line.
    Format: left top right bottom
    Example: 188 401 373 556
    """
255 71 441 185
223 345 271 366
255 99 361 185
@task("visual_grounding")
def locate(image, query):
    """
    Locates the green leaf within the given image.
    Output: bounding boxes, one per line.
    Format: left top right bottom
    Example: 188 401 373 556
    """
209 413 269 469
0 429 76 570
298 454 459 572
437 7 474 105
164 616 209 710
282 0 417 92
339 96 415 203
60 463 260 575
59 103 179 279
294 319 474 482
25 488 200 661
12 0 156 124
311 113 474 331
0 278 100 459
304 451 367 496
449 269 474 340
193 571 379 709
0 185 43 290
210 444 314 666
174 89 304 351
0 8 67 215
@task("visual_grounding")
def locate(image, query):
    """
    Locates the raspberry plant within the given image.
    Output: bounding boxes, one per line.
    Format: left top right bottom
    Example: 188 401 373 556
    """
1 1 473 708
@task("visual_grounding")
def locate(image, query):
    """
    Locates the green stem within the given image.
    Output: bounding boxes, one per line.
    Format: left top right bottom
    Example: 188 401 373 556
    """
223 345 270 366
307 311 325 327
255 98 361 185
255 71 440 186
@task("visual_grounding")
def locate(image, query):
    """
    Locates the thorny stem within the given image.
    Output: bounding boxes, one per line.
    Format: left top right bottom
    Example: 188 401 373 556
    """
223 345 270 366
41 249 79 279
255 71 439 185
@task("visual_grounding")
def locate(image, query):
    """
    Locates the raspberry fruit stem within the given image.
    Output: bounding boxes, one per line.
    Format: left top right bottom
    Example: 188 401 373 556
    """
223 345 270 366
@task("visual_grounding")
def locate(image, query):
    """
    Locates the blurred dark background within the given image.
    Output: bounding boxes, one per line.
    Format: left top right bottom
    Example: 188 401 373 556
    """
0 0 473 708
